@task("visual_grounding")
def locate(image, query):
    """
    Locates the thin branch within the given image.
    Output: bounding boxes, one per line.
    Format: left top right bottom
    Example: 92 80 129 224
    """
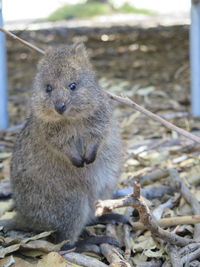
131 215 200 231
179 243 200 257
1 27 200 144
63 252 108 267
169 168 200 241
0 27 45 55
123 207 133 259
107 92 200 144
100 243 131 267
165 244 182 267
181 247 200 265
140 169 169 186
96 183 195 247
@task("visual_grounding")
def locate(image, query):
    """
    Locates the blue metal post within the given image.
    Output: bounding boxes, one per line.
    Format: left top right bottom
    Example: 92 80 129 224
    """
0 0 8 129
191 0 200 116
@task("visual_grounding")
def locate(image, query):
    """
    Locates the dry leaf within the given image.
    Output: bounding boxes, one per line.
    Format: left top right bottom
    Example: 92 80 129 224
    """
0 200 14 217
21 240 67 252
21 250 46 258
144 248 164 258
0 180 12 199
36 252 72 267
22 231 54 244
0 244 20 258
0 153 11 161
0 256 34 267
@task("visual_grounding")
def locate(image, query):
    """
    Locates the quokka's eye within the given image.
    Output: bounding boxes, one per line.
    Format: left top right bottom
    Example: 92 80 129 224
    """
68 82 77 91
46 84 53 93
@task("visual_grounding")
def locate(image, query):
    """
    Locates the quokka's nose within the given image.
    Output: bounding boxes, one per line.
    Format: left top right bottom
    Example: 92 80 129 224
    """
55 103 66 114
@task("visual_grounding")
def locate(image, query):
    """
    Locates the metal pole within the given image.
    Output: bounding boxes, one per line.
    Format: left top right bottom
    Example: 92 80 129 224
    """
0 0 8 128
190 0 200 116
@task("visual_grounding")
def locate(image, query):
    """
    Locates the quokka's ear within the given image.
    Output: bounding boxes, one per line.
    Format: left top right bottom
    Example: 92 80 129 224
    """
71 42 88 58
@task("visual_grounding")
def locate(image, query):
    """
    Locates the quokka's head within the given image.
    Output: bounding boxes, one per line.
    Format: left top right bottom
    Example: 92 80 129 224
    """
32 43 102 122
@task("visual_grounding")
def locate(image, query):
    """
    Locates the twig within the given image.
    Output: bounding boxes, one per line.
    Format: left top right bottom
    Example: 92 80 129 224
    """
114 185 173 199
102 221 131 266
139 169 169 186
107 92 200 144
152 194 180 220
1 27 200 144
123 207 133 259
179 243 200 257
123 224 132 259
181 247 200 265
131 215 200 230
168 168 200 241
96 183 194 247
165 244 182 267
174 63 188 79
105 224 119 244
63 252 108 267
100 243 131 267
0 27 45 55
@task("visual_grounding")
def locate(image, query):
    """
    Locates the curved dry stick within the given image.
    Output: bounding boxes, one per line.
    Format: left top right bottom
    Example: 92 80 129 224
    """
165 244 181 267
100 243 131 267
107 92 200 144
0 27 45 55
1 27 200 144
131 215 200 230
96 183 195 247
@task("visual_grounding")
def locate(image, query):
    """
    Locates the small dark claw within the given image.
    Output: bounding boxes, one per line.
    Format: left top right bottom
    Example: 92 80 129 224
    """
85 150 97 165
70 156 85 168
84 142 98 165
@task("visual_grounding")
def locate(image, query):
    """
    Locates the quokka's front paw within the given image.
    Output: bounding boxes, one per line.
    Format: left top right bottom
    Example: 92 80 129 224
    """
68 138 100 167
84 141 99 165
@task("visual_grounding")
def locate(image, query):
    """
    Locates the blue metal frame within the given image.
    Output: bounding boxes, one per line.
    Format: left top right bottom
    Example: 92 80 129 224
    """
191 1 200 116
0 0 8 129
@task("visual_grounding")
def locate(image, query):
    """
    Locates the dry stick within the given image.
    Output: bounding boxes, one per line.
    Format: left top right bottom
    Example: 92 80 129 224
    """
96 183 194 247
108 92 200 144
179 243 200 257
131 215 200 230
96 202 200 231
123 207 133 259
168 168 200 241
63 252 108 267
1 27 200 145
101 222 132 266
100 243 131 267
165 244 182 267
105 224 119 244
123 223 132 259
181 248 200 265
140 169 169 186
0 27 45 55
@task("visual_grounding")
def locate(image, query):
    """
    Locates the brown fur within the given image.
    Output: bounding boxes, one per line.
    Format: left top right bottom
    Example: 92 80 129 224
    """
10 43 123 245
